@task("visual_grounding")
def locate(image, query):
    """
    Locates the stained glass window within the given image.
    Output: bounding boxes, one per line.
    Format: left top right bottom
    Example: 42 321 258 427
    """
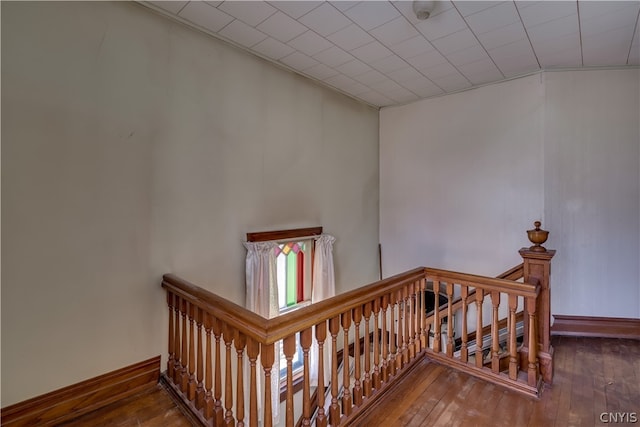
275 241 305 310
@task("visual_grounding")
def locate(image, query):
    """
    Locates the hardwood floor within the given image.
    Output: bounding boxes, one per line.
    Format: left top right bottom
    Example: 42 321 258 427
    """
56 337 638 426
58 384 193 427
353 336 640 426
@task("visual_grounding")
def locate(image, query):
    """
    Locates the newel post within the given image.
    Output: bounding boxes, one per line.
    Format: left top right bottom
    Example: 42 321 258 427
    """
519 221 555 384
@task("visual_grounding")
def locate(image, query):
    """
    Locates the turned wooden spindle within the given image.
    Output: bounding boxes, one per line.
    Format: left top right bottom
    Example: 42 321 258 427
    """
212 317 224 426
388 292 397 376
246 337 260 427
167 292 175 379
180 299 189 391
508 294 518 380
195 307 205 409
173 295 182 385
372 298 381 390
315 322 328 427
203 313 214 420
475 290 484 368
187 302 197 400
283 334 296 427
223 324 235 426
328 316 340 426
380 295 389 383
460 285 469 363
261 343 274 427
341 311 353 415
235 331 246 427
433 281 441 354
419 279 428 350
352 307 363 406
490 291 500 373
362 302 372 398
395 289 405 371
300 328 312 427
446 283 454 358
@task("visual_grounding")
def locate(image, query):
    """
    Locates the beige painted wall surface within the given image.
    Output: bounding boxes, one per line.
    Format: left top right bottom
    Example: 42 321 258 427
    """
380 69 640 320
544 69 639 318
1 2 379 406
380 74 545 278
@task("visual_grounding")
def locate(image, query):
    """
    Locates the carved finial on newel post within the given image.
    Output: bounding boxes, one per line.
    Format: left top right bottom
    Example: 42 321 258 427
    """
519 221 555 385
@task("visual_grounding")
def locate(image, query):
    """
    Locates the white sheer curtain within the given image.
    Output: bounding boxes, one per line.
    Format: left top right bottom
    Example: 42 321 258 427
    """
244 241 280 425
310 234 336 387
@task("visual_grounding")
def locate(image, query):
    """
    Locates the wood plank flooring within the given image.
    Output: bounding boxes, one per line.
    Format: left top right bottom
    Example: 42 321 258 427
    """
353 336 640 426
56 337 638 426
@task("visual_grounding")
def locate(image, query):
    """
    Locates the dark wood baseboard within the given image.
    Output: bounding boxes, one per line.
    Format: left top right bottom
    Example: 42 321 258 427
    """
551 315 640 340
1 356 161 426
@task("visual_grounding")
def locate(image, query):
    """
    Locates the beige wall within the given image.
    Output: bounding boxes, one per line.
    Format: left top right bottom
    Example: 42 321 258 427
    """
380 69 639 320
1 1 379 406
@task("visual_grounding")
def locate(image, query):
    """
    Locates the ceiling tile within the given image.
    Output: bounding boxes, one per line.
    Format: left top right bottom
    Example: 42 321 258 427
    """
370 54 409 74
628 34 639 65
178 2 234 33
578 1 639 21
530 32 580 56
303 63 339 80
353 69 389 85
580 2 640 38
325 74 370 95
256 11 308 43
405 49 448 69
279 51 319 70
356 90 394 107
312 46 354 68
462 68 503 85
330 1 360 12
219 20 267 48
582 24 638 66
387 66 424 83
447 44 491 67
431 29 478 55
327 24 375 51
488 38 540 76
204 1 222 7
527 14 579 42
392 35 435 59
516 1 577 27
269 1 323 19
287 31 334 56
457 58 503 83
453 1 503 17
421 61 459 79
414 7 467 40
335 59 372 77
298 2 352 37
464 2 519 34
350 41 394 62
252 37 296 60
343 1 401 31
385 88 420 104
370 16 421 46
475 21 527 50
430 72 472 91
397 75 443 96
146 1 188 15
393 0 454 26
537 46 582 68
217 1 277 26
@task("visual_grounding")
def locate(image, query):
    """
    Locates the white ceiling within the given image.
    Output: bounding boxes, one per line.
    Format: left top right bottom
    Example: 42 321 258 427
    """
141 1 640 108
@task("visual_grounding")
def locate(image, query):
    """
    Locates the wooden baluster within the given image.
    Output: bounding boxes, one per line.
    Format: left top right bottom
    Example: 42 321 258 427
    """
188 302 197 400
301 328 312 427
419 278 428 350
167 292 175 379
388 293 397 377
395 290 404 371
180 299 189 391
446 283 454 358
490 291 500 373
223 323 235 426
283 334 296 427
315 322 328 427
173 295 182 385
410 281 418 358
212 317 224 426
460 286 469 363
341 311 352 416
402 286 410 365
372 298 381 390
527 296 538 387
261 343 275 427
196 307 205 409
247 338 260 427
475 290 484 368
204 313 214 420
235 331 246 427
508 294 518 380
352 307 363 406
380 295 389 383
362 302 372 398
433 280 441 354
329 316 341 426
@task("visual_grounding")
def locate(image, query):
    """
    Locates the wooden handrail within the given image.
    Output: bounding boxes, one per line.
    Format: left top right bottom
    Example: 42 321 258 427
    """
424 267 538 297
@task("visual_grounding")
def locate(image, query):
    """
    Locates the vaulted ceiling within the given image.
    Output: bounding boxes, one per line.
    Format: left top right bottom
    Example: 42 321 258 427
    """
141 1 640 107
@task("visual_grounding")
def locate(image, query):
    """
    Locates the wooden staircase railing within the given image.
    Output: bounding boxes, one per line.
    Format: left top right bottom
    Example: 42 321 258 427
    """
161 223 554 426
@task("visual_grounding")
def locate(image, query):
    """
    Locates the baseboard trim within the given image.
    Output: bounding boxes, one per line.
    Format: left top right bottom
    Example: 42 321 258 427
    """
551 315 640 340
1 356 161 426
